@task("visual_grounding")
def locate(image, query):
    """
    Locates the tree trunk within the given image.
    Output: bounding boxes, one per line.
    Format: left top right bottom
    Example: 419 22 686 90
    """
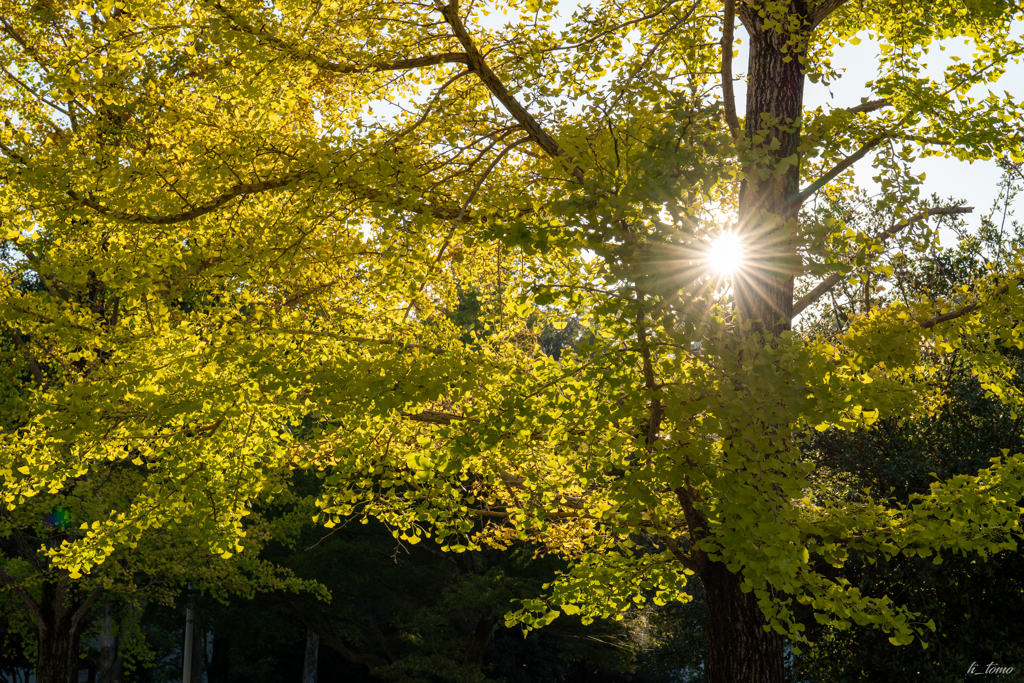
207 635 230 683
97 604 124 683
689 6 810 682
302 628 319 683
189 617 204 683
735 0 808 336
462 610 498 667
35 578 83 683
36 624 80 683
702 561 785 683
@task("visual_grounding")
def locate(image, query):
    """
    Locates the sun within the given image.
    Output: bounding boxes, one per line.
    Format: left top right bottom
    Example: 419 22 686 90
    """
708 232 744 274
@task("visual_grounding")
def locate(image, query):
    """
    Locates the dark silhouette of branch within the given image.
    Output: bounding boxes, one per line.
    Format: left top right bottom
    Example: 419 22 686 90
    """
211 3 470 73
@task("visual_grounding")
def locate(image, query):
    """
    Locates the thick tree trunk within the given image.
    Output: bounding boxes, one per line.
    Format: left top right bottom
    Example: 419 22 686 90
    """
35 578 84 683
735 1 808 336
688 7 809 682
36 624 80 683
702 561 785 683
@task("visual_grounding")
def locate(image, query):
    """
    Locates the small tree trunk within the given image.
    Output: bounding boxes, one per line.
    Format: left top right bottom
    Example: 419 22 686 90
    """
189 618 203 683
462 610 497 667
207 635 230 683
302 628 319 683
702 561 785 683
97 604 124 683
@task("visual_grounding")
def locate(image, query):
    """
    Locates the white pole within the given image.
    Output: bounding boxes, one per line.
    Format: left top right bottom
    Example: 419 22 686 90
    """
182 584 195 683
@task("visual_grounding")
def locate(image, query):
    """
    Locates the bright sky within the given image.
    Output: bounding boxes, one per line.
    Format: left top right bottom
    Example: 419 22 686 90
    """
733 24 1024 246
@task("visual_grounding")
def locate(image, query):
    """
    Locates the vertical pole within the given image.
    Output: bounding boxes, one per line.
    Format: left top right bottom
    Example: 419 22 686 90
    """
183 583 194 683
302 628 320 683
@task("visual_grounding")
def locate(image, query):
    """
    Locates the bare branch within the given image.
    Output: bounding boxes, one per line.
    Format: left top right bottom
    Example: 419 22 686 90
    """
789 137 884 210
793 206 974 317
720 0 741 141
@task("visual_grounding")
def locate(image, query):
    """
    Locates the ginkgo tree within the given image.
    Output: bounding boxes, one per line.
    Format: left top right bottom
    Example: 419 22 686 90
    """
2 0 1024 681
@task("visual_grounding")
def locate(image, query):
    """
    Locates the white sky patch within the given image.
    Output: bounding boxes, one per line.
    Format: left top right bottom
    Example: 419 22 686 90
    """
731 22 1024 246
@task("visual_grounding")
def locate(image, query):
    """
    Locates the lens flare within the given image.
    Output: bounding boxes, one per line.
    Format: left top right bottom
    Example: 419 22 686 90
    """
708 233 744 274
45 507 73 530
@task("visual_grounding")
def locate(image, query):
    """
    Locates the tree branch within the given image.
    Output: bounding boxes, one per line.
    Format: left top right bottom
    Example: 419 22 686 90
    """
211 3 470 74
439 1 584 182
402 410 476 425
792 206 974 317
283 600 390 669
67 172 308 225
809 0 849 28
918 278 1022 329
71 584 104 630
0 567 44 629
788 137 884 210
9 329 45 386
845 99 891 114
256 327 435 352
720 0 741 141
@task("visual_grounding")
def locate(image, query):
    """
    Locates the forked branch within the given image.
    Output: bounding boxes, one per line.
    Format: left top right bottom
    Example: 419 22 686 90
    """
809 0 849 28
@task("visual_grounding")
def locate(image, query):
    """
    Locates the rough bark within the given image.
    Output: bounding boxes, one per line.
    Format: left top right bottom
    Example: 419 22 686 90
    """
702 561 785 683
189 617 204 683
691 4 810 682
735 0 808 336
34 576 91 683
